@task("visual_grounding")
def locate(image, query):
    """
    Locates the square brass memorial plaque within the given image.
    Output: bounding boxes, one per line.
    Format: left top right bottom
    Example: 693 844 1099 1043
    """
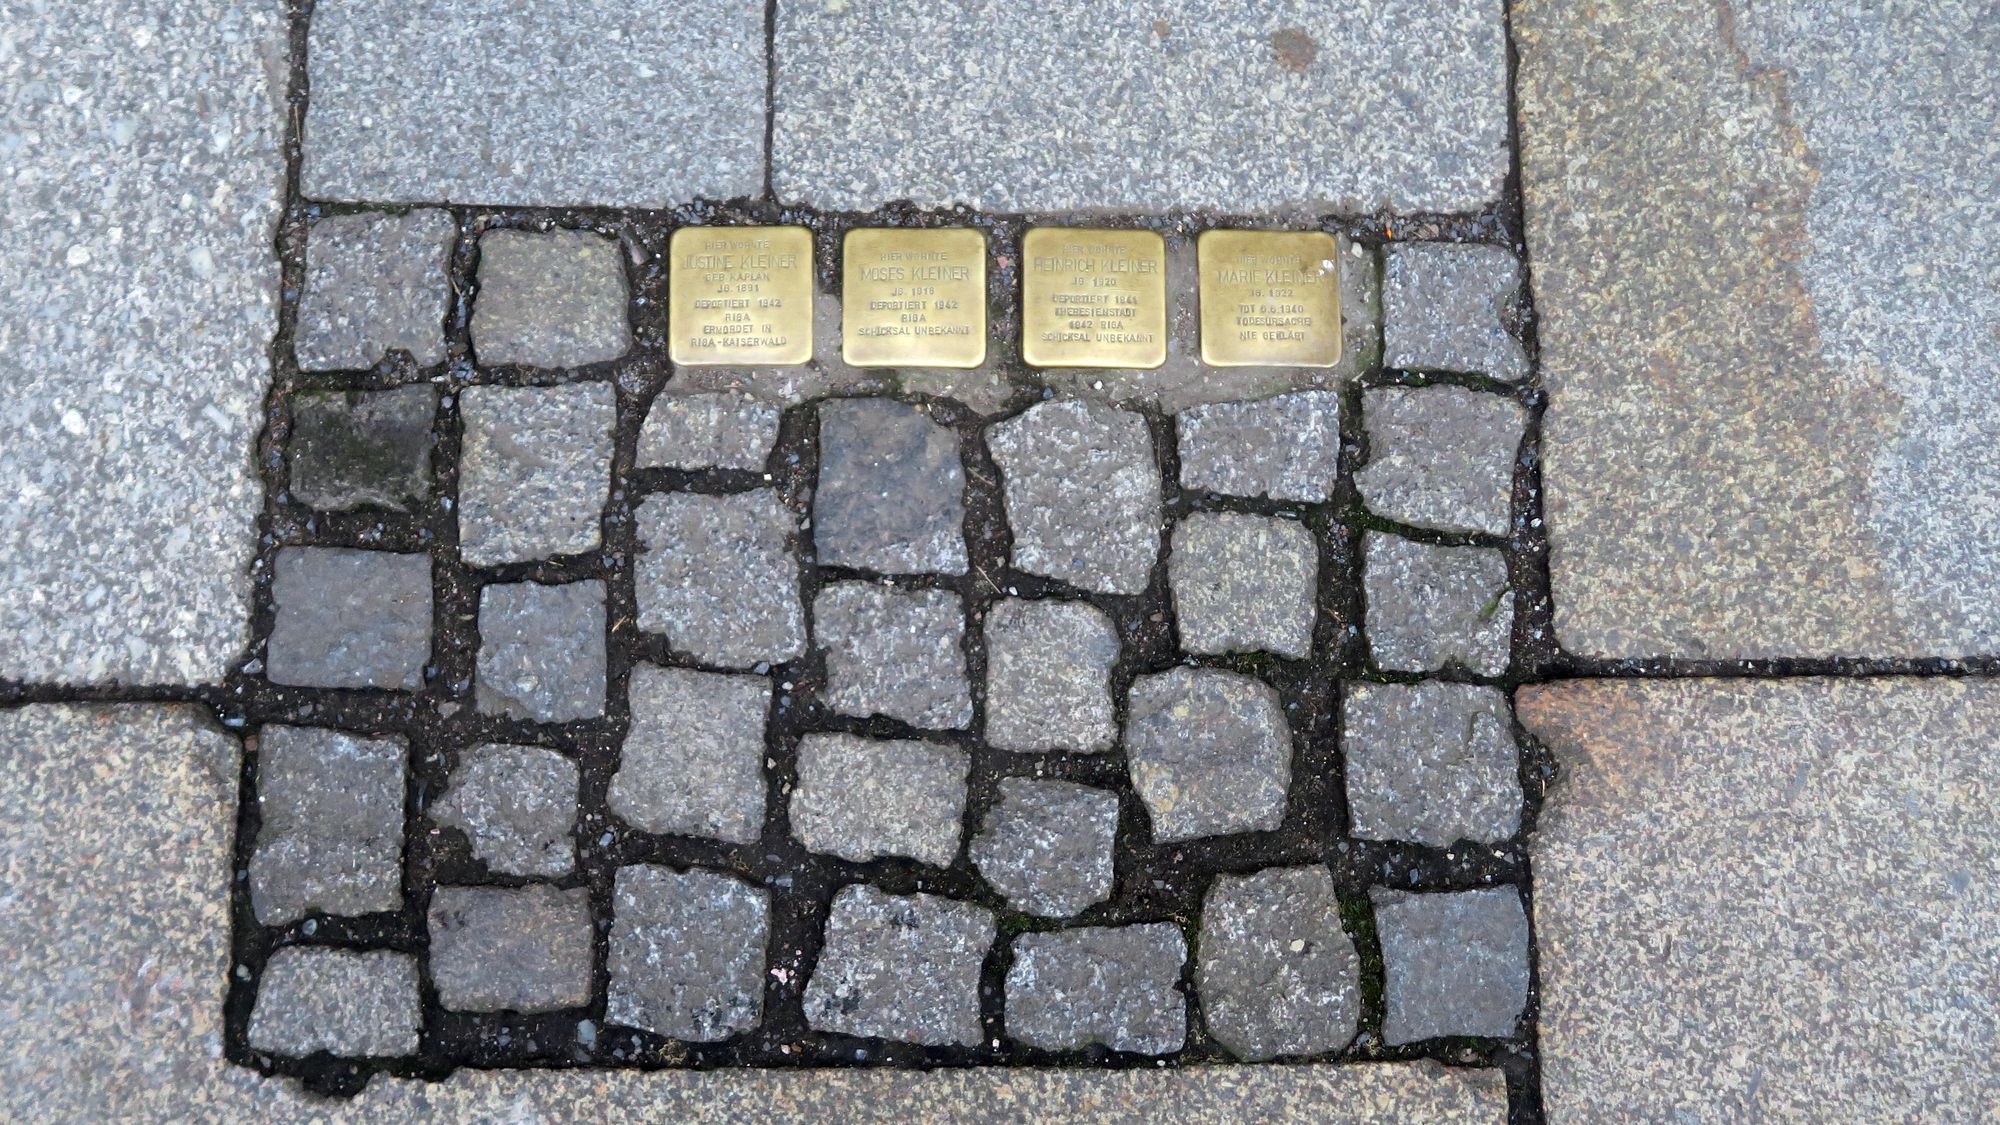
841 228 987 368
1021 228 1168 369
668 225 814 366
1197 230 1342 368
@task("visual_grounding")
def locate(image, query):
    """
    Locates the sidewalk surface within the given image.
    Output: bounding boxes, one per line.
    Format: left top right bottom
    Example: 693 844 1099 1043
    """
3 0 1997 1121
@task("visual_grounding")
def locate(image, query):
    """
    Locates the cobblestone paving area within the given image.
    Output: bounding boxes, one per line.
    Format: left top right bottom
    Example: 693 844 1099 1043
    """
218 201 1545 1096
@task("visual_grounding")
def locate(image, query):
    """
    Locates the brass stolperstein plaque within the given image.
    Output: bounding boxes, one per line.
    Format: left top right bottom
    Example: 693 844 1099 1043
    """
842 227 988 368
1020 228 1168 369
668 225 814 366
1197 230 1342 368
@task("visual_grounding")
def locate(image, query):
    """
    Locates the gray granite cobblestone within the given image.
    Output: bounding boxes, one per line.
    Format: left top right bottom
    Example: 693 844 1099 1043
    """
266 548 432 691
1169 512 1318 659
1373 887 1530 1044
429 884 595 1014
1342 683 1522 848
286 386 437 514
1356 386 1525 537
470 229 630 369
814 582 971 729
1363 535 1513 676
433 743 578 878
790 734 967 866
636 491 805 668
1197 866 1358 1061
295 210 455 371
638 392 781 471
815 398 968 575
1383 244 1528 382
1175 391 1343 502
1125 668 1291 842
983 598 1120 754
608 866 769 1042
250 726 406 925
458 383 616 566
610 665 769 843
803 886 992 1047
247 948 422 1059
970 779 1120 918
474 580 608 723
1004 924 1188 1056
988 400 1160 595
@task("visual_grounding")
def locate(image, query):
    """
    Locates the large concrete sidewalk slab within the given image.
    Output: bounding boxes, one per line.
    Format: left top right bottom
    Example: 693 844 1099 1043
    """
774 0 1512 214
1520 677 2000 1122
0 700 1509 1120
0 1 284 684
303 0 767 207
1518 0 2000 659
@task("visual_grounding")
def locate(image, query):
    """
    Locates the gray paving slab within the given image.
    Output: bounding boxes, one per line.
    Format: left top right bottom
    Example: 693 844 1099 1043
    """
1519 0 2000 658
0 1 282 685
0 702 1511 1120
1520 677 2000 1122
303 0 765 207
773 1 1510 214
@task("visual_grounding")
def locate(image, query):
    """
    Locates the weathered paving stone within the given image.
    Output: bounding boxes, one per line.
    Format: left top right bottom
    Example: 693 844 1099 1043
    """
304 0 764 208
1197 865 1359 1061
982 598 1119 754
474 580 607 723
1363 535 1512 676
428 884 594 1013
970 779 1120 918
1004 924 1188 1056
814 582 971 729
433 743 579 878
987 400 1161 595
637 392 782 471
609 665 769 844
635 491 805 668
249 726 405 925
1520 0 2000 660
1124 668 1291 842
1382 244 1527 382
1168 512 1318 659
458 383 616 565
267 548 432 691
1342 682 1521 848
248 947 422 1058
470 229 630 368
803 885 993 1047
0 0 279 687
814 398 968 575
1354 386 1526 536
1175 391 1342 502
295 210 455 371
1372 887 1529 1044
790 734 967 866
1520 678 2000 1122
607 865 769 1042
286 386 438 514
773 1 1509 214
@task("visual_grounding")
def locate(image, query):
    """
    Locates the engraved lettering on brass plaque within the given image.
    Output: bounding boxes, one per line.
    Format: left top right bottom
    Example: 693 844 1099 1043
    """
668 225 814 366
841 227 987 368
1020 228 1167 369
1197 230 1341 368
